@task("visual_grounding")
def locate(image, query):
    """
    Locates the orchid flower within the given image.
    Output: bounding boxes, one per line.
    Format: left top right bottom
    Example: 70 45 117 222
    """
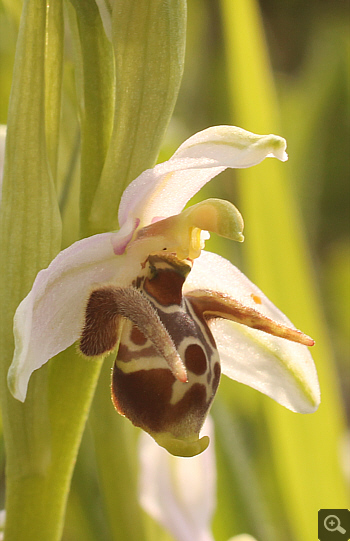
8 125 320 457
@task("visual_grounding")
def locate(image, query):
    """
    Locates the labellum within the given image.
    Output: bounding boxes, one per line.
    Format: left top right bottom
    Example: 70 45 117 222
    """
112 253 221 457
81 252 220 456
80 251 314 457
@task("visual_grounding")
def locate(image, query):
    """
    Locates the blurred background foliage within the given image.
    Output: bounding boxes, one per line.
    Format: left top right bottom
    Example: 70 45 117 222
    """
0 0 349 540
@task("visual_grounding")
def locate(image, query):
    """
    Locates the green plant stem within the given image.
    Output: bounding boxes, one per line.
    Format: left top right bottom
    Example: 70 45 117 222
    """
3 348 103 541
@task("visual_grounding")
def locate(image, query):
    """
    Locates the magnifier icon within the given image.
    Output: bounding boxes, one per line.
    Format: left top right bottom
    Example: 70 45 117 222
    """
324 515 346 534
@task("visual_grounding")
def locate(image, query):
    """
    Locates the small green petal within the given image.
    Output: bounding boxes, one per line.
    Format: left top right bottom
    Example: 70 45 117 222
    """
181 198 244 243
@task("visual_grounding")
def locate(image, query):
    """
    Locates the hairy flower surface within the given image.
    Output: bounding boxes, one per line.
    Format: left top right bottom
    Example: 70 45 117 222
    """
8 126 320 456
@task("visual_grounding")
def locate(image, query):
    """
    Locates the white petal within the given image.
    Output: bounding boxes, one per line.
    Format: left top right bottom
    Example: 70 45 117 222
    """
8 230 135 402
185 251 320 413
118 158 225 227
118 125 287 228
174 125 288 164
138 417 216 541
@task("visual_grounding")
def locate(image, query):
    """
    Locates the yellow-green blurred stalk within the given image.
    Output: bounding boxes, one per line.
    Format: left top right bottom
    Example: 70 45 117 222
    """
220 1 348 540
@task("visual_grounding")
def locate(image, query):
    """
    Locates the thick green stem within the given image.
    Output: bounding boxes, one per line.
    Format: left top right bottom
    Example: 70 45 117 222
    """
3 349 103 541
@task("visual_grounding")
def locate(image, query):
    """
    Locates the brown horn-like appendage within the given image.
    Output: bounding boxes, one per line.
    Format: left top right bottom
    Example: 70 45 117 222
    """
187 290 315 346
80 286 187 382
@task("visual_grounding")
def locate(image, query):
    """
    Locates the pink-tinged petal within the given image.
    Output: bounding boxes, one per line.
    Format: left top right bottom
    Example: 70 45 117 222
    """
111 218 140 255
8 231 134 402
118 126 287 228
185 251 320 413
138 417 216 541
118 158 225 228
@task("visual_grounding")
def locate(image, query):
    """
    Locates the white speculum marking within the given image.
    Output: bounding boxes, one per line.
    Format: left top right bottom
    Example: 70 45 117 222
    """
169 335 219 405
